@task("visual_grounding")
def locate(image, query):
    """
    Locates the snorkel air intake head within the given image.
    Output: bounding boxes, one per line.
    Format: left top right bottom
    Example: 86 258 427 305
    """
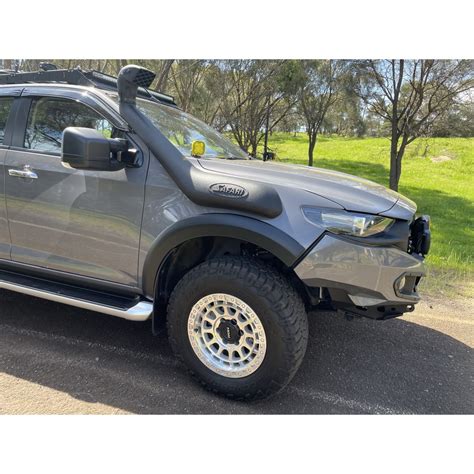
117 65 156 105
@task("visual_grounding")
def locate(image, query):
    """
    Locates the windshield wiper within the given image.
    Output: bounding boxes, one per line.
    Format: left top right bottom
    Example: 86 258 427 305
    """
196 154 245 160
35 127 61 145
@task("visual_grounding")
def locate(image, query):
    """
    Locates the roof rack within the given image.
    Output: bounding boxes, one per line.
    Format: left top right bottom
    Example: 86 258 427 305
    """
0 68 176 106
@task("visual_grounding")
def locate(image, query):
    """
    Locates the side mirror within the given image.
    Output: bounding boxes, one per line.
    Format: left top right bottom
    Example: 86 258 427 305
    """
61 127 139 171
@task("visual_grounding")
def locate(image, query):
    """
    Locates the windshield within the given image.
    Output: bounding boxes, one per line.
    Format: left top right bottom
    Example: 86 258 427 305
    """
124 97 249 160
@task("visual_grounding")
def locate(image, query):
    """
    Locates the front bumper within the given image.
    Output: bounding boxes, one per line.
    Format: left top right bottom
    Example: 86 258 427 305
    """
294 234 426 320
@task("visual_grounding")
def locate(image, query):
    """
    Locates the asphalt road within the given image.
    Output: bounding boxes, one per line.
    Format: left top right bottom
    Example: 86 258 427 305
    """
0 289 472 414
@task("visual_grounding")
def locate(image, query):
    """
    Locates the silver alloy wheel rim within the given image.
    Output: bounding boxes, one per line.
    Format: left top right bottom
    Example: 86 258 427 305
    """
187 293 267 378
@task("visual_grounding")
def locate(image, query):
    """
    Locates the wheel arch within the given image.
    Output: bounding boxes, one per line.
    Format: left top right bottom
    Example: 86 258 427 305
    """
142 213 305 300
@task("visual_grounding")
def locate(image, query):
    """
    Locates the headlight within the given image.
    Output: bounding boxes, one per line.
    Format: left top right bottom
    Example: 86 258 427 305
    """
302 207 394 237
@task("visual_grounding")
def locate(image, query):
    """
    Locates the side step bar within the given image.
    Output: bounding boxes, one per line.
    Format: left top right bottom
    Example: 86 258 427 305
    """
0 271 153 322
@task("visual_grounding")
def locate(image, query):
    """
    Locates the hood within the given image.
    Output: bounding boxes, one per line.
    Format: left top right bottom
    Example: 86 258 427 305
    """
198 159 415 217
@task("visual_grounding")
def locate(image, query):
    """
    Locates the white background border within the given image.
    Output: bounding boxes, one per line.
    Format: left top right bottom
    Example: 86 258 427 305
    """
0 0 472 472
1 0 472 58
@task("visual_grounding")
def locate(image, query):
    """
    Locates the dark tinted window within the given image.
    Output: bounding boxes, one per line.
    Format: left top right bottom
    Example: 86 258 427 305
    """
0 97 13 145
24 97 116 153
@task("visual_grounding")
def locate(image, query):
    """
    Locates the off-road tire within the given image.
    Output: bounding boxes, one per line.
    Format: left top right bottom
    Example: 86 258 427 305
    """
167 256 308 400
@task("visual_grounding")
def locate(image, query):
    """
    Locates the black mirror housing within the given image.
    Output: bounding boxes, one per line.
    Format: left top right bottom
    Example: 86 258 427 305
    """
62 127 126 171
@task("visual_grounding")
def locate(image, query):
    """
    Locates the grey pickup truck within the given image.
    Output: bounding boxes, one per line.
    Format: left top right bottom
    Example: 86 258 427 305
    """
0 65 430 400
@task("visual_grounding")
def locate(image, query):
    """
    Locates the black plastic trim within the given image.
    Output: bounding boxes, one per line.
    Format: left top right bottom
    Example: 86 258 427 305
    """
409 215 431 256
0 259 142 297
10 96 31 148
326 287 417 320
336 301 416 320
0 95 21 147
142 213 305 298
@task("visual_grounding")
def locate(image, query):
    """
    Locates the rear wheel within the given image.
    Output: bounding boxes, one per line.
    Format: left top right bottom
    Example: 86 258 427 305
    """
167 257 308 400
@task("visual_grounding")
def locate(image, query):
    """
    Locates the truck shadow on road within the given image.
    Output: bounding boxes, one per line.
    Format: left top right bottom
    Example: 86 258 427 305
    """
0 290 471 414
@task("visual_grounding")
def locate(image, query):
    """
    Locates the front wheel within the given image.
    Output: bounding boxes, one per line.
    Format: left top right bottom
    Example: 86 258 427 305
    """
167 257 308 400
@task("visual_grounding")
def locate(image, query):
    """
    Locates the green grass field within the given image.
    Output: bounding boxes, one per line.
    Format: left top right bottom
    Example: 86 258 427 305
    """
259 134 474 296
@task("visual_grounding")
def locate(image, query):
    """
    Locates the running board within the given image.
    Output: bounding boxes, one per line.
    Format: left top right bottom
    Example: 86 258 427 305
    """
0 270 153 321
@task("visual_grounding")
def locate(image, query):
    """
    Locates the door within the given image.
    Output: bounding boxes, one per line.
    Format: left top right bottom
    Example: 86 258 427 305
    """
4 94 148 287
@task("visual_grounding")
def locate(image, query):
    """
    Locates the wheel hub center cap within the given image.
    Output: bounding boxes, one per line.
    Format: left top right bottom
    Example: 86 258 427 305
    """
216 319 241 345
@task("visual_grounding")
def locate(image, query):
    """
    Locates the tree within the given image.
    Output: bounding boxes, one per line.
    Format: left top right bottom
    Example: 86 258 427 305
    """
356 59 474 190
217 60 298 157
192 61 228 128
297 60 344 166
169 60 208 112
322 67 366 137
429 93 474 137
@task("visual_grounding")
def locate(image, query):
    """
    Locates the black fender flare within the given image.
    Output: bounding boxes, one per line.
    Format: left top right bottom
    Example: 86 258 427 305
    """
142 213 305 298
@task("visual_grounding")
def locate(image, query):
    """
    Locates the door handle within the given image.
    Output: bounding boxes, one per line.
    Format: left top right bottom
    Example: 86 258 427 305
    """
8 165 38 179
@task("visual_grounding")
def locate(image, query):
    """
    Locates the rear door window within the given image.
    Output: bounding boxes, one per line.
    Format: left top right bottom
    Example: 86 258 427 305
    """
0 97 14 145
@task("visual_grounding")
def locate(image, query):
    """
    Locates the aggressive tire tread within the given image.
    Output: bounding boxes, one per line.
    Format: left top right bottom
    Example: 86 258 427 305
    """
167 256 308 400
